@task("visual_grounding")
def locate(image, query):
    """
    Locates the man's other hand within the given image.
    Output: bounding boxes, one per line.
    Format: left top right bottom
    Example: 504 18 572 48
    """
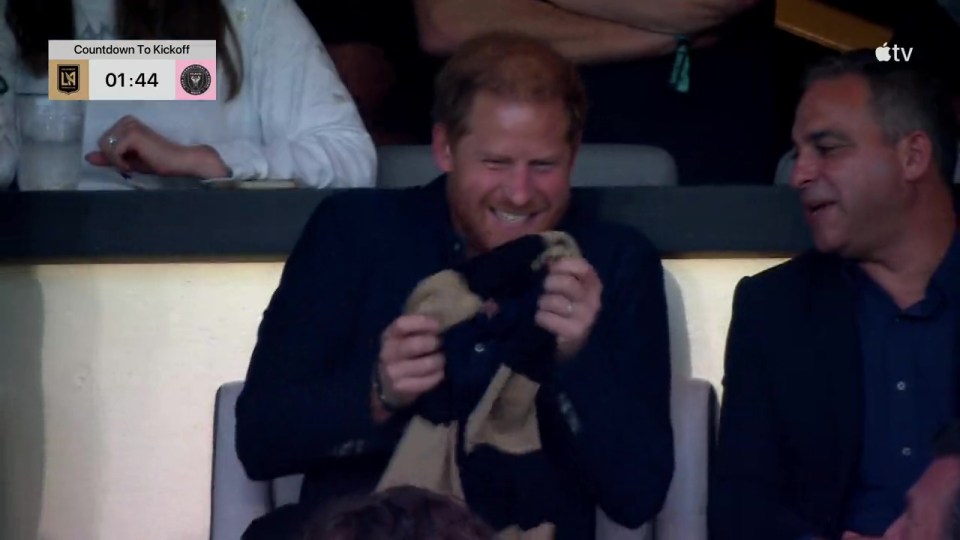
536 257 603 360
376 314 445 409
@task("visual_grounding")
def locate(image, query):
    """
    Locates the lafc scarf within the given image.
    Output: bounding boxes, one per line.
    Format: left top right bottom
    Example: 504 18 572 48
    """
377 231 581 539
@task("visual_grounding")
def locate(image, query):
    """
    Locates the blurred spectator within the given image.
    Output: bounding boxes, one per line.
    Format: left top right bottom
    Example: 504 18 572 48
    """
886 421 960 540
296 1 440 144
303 486 496 540
414 0 778 185
0 0 375 190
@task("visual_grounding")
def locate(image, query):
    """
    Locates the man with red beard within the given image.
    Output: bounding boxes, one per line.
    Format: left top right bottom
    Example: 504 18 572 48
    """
711 51 960 540
236 33 673 539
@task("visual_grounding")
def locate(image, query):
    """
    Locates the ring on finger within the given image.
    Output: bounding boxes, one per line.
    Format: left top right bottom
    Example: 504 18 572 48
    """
106 135 119 149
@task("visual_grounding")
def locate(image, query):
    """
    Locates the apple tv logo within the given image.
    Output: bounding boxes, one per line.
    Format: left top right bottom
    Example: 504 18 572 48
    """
875 42 914 62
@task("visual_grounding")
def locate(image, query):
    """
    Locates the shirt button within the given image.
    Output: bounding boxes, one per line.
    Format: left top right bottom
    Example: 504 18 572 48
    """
896 381 907 391
473 343 486 354
902 447 913 457
557 392 582 434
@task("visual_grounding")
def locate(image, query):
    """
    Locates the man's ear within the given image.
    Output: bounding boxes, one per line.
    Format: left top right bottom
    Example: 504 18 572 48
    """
432 124 454 173
899 130 934 183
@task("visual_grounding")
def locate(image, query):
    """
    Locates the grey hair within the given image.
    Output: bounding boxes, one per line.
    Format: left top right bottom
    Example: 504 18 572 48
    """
804 50 958 185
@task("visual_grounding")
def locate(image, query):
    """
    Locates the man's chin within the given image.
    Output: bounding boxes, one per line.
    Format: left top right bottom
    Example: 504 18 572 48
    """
812 238 835 254
812 232 848 256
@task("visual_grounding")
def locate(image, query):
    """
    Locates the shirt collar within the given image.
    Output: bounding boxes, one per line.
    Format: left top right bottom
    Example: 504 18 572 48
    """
843 232 960 312
418 175 465 263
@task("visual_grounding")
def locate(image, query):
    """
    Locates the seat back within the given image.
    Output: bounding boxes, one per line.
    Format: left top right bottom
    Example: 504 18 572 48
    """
774 149 796 185
272 475 304 508
210 382 271 540
213 374 713 539
376 144 678 188
654 378 716 540
573 144 678 187
376 145 439 189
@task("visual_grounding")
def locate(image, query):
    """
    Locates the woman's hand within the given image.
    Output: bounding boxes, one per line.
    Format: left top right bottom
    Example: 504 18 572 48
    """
85 115 229 178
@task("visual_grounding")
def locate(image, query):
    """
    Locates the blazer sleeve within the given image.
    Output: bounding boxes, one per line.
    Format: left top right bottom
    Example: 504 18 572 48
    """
541 236 674 529
709 277 824 539
235 194 401 480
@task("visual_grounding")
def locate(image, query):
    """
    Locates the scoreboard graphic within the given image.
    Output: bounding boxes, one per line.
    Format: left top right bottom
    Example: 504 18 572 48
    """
48 40 217 101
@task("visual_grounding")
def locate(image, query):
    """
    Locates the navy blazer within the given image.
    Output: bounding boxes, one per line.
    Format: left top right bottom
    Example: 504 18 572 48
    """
709 250 960 540
235 179 674 539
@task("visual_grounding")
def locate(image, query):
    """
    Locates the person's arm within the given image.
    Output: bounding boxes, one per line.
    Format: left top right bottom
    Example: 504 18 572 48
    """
235 194 400 480
709 278 824 539
538 237 673 528
414 0 677 63
207 0 376 188
548 0 761 35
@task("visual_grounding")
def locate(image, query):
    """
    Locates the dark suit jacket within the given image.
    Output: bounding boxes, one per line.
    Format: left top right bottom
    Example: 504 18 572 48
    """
236 179 674 539
709 250 960 540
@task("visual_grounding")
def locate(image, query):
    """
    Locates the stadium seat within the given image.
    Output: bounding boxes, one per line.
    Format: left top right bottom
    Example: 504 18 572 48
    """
376 144 679 189
774 148 797 185
210 374 713 540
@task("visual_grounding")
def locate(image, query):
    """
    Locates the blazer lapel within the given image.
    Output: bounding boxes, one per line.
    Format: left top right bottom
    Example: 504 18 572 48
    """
808 255 863 498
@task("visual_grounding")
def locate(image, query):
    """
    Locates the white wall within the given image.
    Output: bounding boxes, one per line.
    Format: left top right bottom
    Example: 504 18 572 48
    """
0 258 783 540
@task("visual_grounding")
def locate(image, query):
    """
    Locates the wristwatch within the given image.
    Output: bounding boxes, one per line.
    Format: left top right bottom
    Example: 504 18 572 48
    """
372 368 402 412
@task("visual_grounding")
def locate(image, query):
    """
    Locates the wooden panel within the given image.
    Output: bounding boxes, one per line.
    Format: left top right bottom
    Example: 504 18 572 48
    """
776 0 892 51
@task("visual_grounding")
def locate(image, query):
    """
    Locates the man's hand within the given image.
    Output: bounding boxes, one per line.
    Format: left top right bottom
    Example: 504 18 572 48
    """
85 115 229 179
535 257 603 360
883 515 906 540
376 314 445 410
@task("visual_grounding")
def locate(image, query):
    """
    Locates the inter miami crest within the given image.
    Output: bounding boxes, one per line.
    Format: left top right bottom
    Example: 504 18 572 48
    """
57 64 80 94
180 64 212 96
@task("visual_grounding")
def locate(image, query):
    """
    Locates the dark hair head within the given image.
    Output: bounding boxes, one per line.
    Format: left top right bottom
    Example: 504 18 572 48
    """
431 32 587 147
304 486 496 540
803 49 958 184
4 0 243 100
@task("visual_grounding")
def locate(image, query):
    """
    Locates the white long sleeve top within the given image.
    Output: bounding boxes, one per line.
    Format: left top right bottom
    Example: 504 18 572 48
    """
0 0 377 190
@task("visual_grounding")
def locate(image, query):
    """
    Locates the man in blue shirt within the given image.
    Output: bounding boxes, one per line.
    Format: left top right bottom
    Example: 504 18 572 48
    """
236 33 673 539
710 51 960 540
